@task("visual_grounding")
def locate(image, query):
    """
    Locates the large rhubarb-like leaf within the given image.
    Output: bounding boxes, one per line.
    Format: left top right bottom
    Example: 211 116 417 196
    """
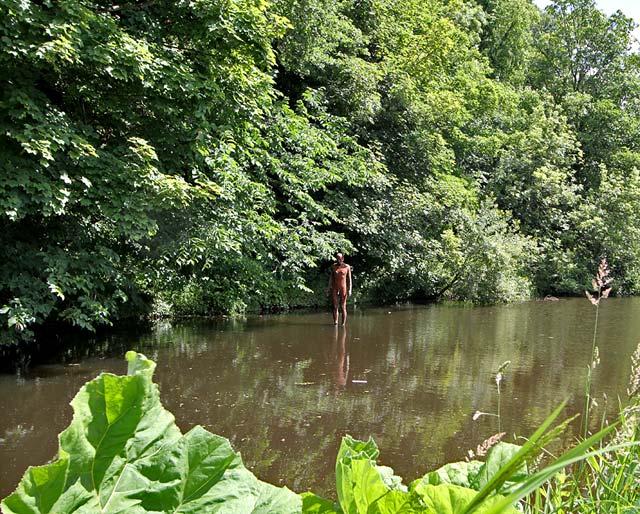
472 443 527 494
334 436 520 514
335 435 417 514
411 442 526 496
413 461 483 489
1 352 300 514
301 492 341 513
411 483 519 514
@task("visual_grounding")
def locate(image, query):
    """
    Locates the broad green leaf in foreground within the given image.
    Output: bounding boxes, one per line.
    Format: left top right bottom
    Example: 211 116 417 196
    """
473 443 527 494
411 484 519 514
1 352 300 514
335 435 413 514
301 492 342 513
413 461 484 489
333 436 519 514
413 442 525 495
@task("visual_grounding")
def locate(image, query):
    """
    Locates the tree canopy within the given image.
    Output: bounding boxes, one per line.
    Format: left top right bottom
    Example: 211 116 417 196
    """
1 0 640 345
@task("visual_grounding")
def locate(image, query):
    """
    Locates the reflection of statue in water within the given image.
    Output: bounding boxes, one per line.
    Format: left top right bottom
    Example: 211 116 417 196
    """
328 327 350 394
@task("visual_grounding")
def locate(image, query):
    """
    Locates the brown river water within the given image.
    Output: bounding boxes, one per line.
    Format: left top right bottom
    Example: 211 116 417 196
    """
1 298 639 500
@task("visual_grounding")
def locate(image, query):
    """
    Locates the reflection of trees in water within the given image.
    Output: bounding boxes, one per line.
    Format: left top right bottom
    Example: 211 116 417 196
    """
151 322 493 493
5 300 638 499
154 302 637 495
73 303 630 496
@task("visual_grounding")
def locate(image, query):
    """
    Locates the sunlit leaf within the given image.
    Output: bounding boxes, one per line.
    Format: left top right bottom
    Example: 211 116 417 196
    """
1 352 300 514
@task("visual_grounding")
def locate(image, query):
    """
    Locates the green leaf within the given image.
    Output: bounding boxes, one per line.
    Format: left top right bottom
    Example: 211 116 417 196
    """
412 460 483 489
1 353 301 514
336 436 400 513
47 282 65 301
473 443 527 493
367 490 423 514
413 484 519 514
334 436 425 514
301 492 342 513
478 424 624 514
460 401 569 514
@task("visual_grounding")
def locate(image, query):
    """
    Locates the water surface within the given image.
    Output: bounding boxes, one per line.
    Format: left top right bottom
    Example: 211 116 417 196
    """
1 298 639 499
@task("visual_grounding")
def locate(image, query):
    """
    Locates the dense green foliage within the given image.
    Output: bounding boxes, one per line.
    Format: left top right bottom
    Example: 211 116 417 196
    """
2 0 640 343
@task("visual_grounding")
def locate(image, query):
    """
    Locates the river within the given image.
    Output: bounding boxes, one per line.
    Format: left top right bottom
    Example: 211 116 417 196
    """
1 297 639 499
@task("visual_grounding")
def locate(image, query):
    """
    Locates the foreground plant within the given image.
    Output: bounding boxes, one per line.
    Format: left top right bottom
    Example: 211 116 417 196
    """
1 353 622 514
302 435 527 514
1 352 301 514
473 361 511 434
583 257 612 438
522 343 640 513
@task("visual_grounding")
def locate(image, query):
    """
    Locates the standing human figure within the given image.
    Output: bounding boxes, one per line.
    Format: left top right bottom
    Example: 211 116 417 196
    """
326 252 352 326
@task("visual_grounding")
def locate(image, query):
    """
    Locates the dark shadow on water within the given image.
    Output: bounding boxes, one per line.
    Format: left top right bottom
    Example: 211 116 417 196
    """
0 321 154 375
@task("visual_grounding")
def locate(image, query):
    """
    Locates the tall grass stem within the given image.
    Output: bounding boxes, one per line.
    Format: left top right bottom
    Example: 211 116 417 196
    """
583 300 600 439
